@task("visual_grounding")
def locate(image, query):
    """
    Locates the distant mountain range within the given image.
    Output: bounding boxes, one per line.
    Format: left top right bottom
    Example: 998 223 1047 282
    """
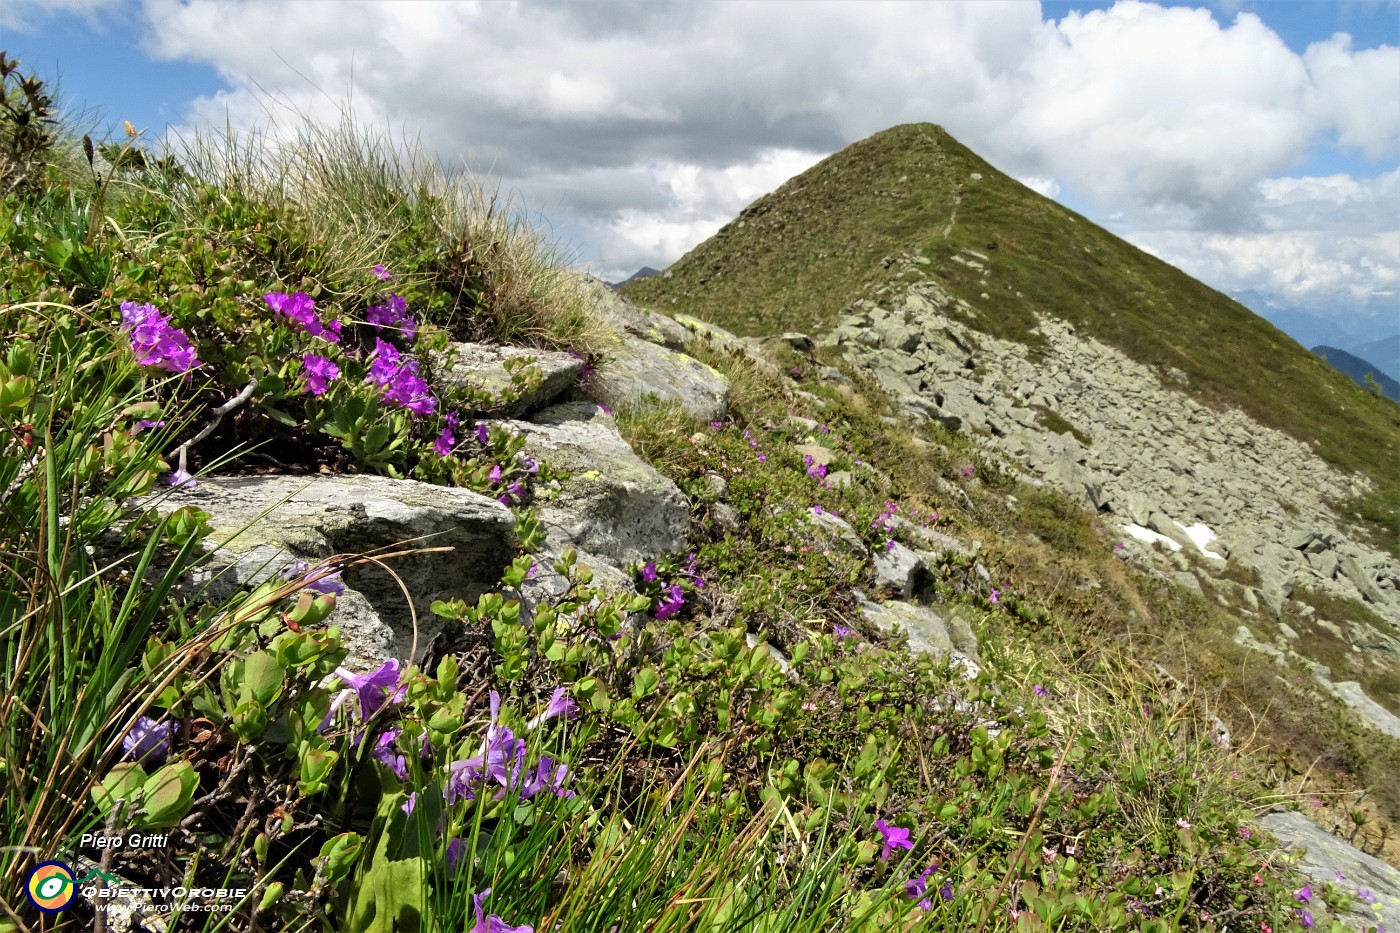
606 266 660 290
1312 345 1400 401
1230 289 1399 383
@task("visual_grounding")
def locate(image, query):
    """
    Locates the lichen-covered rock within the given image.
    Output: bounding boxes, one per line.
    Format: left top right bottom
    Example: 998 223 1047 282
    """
576 274 691 350
585 332 731 421
872 542 928 598
856 595 980 676
506 402 689 565
431 342 583 418
152 475 516 666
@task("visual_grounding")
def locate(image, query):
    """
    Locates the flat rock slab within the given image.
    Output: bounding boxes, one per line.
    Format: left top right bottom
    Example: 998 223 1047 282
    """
154 475 516 665
506 402 689 565
1258 810 1400 931
586 332 730 421
432 342 583 418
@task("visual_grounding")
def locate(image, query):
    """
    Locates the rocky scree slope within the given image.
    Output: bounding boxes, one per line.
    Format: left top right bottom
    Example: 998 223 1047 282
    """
622 122 1400 737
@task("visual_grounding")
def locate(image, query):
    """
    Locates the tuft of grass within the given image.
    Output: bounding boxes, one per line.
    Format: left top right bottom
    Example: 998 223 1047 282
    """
152 99 609 355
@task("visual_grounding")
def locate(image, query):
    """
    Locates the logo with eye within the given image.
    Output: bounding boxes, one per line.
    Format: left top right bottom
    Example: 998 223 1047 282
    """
25 860 77 912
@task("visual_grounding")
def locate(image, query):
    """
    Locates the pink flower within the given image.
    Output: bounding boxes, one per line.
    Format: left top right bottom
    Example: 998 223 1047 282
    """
372 264 393 281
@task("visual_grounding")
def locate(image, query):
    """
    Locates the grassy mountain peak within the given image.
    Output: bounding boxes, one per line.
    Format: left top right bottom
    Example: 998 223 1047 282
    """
624 123 1399 537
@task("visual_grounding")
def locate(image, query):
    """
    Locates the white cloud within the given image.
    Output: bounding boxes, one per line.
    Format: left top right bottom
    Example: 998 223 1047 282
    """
127 0 1399 331
1 0 120 31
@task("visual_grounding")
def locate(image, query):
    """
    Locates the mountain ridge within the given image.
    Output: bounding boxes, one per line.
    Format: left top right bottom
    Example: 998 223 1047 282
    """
623 122 1399 545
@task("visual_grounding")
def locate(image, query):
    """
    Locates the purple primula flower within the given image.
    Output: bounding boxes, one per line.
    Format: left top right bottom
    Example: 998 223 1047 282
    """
904 864 938 909
1358 889 1376 904
122 715 174 765
989 587 1001 605
940 881 954 903
367 338 402 385
874 819 913 862
833 624 853 638
812 504 824 515
710 421 723 430
1297 908 1314 928
521 755 575 800
301 353 340 396
470 888 533 933
654 583 685 621
526 687 579 730
373 728 408 781
641 562 658 583
446 691 526 804
445 837 468 870
365 293 415 340
264 291 341 343
284 558 345 595
333 660 405 721
434 427 456 457
119 301 200 373
1295 884 1313 904
164 468 197 489
401 791 418 816
372 264 393 282
131 419 166 435
1033 684 1049 698
475 423 490 444
488 464 503 485
520 456 539 475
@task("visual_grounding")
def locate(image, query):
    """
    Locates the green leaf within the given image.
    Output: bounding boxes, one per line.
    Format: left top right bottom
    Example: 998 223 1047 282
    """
318 832 364 884
242 649 285 706
92 763 147 815
138 762 198 828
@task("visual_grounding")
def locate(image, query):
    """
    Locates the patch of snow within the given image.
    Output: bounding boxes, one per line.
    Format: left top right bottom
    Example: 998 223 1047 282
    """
1124 524 1181 551
1174 521 1227 561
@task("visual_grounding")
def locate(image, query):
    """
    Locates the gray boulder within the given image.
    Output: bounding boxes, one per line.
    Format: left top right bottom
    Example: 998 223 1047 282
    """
856 595 980 675
586 333 731 421
575 274 691 349
154 475 516 666
872 542 928 598
506 402 689 565
431 342 583 418
1258 810 1400 932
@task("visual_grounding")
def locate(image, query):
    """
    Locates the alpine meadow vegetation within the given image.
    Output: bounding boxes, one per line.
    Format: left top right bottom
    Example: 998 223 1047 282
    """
1 57 1393 933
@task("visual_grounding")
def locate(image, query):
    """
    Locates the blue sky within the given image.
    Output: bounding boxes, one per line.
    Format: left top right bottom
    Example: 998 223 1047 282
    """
5 0 1398 344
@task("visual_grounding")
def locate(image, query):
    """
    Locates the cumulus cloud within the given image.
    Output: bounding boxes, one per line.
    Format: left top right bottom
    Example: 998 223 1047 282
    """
1129 170 1400 314
129 0 1398 321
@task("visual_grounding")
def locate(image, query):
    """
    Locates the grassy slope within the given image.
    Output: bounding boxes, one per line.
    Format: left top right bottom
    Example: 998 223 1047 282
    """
623 123 1400 545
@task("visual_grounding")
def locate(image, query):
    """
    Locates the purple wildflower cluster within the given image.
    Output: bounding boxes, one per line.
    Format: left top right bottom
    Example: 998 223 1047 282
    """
301 354 340 396
637 553 705 622
365 292 416 341
367 338 436 416
119 301 200 373
264 291 342 343
445 690 576 805
904 863 954 911
803 453 828 482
